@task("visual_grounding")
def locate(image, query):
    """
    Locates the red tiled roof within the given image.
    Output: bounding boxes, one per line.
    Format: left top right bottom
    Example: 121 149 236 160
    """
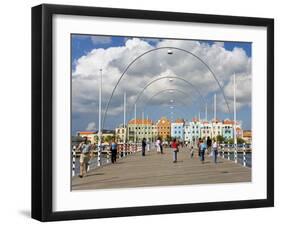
223 120 234 125
78 131 97 135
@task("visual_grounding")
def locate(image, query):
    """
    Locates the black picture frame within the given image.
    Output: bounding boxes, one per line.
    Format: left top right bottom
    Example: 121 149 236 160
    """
32 4 274 222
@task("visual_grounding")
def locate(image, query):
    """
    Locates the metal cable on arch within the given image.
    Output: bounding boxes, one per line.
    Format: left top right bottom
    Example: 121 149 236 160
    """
130 88 201 120
102 46 231 129
144 89 199 120
132 76 207 109
143 88 201 109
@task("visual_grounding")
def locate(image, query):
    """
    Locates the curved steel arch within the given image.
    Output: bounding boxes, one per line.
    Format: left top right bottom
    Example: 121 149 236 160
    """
102 46 230 129
132 88 198 120
127 76 206 120
134 76 207 107
143 88 199 108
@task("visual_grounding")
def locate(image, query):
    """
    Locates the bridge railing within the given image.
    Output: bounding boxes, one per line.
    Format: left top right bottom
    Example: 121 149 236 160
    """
71 143 143 176
218 143 251 167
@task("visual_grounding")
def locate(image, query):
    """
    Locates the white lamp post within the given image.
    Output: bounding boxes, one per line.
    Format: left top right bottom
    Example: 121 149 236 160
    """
233 73 238 163
134 103 137 144
98 69 102 166
123 92 126 156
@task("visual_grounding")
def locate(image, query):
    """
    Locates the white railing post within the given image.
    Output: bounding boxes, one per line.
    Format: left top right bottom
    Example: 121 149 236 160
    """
243 143 246 167
228 144 230 160
107 150 110 164
222 145 225 159
120 144 122 158
87 146 90 172
72 146 76 177
234 144 238 164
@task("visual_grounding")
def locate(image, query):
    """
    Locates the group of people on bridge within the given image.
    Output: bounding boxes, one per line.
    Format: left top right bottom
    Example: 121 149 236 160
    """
76 136 219 178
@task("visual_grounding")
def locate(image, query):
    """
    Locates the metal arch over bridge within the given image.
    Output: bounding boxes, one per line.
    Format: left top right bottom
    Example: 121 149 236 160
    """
102 46 231 129
129 88 201 120
132 75 207 108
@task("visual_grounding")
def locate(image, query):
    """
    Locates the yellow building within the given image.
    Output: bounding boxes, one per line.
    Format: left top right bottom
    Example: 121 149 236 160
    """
127 119 155 142
77 130 115 144
156 117 171 140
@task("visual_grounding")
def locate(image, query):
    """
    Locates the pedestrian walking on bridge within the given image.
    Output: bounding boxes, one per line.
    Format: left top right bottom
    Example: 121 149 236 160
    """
77 137 91 178
110 140 117 163
142 138 146 156
199 139 207 163
212 139 218 164
207 136 212 155
171 138 179 163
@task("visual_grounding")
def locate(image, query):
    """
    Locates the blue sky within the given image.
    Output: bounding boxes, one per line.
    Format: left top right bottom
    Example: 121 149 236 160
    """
72 35 252 69
71 35 252 134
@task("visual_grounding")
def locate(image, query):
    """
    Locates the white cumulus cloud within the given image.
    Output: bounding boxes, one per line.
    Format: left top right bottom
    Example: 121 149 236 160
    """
86 121 96 131
72 37 251 128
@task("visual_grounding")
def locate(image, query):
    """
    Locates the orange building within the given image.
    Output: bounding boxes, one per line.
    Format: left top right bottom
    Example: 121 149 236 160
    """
156 117 171 140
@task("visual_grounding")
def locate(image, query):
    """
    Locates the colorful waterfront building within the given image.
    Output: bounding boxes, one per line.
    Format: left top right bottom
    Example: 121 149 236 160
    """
200 121 212 140
222 119 234 140
115 125 127 142
211 119 223 139
77 130 115 144
127 118 154 142
171 119 185 141
185 118 201 143
156 116 171 140
243 130 252 143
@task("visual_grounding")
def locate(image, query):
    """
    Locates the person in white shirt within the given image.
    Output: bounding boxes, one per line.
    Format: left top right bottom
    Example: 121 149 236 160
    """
156 138 161 153
212 139 218 164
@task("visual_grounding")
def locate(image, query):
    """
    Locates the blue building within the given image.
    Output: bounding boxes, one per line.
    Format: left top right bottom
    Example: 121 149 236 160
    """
171 119 185 141
222 120 234 140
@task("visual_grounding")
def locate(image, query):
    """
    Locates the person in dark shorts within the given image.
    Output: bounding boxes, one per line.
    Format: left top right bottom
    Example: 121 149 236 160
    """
142 138 146 156
110 140 118 163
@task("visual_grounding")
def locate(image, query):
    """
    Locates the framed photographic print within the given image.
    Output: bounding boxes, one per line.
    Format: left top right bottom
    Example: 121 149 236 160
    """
31 4 274 221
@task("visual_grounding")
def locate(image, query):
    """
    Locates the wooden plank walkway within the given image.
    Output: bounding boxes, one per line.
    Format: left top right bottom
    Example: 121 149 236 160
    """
72 147 251 190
